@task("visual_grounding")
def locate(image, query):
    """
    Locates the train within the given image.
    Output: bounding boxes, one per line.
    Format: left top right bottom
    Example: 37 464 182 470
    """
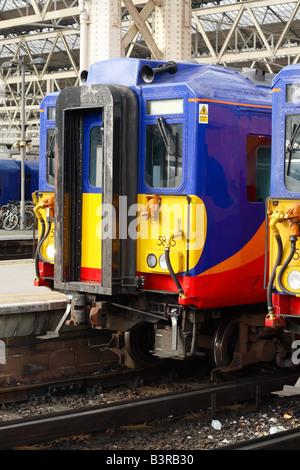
0 159 39 206
266 64 300 356
33 57 293 378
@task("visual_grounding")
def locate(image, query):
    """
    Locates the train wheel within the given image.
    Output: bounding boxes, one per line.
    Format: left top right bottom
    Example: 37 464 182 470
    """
212 316 239 379
124 323 160 368
212 313 276 380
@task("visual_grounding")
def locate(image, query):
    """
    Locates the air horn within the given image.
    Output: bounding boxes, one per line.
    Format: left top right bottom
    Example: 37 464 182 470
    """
141 61 178 83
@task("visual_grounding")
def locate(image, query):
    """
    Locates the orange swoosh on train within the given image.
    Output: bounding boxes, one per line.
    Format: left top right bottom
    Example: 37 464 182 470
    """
199 221 265 276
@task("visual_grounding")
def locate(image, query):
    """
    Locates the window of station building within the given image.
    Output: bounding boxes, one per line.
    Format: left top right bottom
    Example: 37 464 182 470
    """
246 135 271 202
145 121 183 189
46 128 55 186
285 114 300 192
89 125 103 188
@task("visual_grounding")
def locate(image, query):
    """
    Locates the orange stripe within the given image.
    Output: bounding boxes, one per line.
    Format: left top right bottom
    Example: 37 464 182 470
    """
272 88 281 93
188 98 272 109
199 222 265 276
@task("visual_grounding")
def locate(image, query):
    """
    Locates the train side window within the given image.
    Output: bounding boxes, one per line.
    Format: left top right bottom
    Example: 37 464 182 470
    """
246 135 271 202
46 128 55 186
47 107 55 120
145 120 182 189
89 125 103 188
285 114 300 192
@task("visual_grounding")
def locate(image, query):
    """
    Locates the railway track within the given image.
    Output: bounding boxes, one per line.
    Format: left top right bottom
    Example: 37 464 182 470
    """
0 371 299 450
224 427 300 450
0 358 207 405
0 366 148 404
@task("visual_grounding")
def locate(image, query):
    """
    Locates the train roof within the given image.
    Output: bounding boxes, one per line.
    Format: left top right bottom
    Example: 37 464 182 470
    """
0 159 19 171
40 91 60 109
86 58 272 107
272 63 300 87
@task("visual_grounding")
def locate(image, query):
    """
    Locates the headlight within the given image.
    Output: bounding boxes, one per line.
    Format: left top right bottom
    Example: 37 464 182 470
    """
46 244 55 260
287 270 300 290
147 253 157 268
159 253 168 270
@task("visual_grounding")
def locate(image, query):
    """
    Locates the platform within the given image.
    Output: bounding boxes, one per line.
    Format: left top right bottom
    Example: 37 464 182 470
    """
0 229 37 241
0 259 69 338
0 229 37 260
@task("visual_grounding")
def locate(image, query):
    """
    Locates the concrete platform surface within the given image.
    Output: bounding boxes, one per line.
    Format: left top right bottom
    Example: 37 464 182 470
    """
0 259 67 312
0 229 37 240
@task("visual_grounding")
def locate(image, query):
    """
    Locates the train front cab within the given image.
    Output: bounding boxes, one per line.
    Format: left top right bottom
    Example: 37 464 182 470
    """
267 64 300 342
36 62 209 367
35 59 285 373
33 93 58 285
52 69 203 352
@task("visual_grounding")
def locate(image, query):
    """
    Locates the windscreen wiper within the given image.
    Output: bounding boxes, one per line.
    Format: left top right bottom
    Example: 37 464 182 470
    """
286 122 300 176
156 117 176 157
46 134 55 160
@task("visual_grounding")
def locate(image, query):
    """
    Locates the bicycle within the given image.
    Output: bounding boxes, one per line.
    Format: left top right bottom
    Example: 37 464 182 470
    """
1 201 35 230
3 203 18 230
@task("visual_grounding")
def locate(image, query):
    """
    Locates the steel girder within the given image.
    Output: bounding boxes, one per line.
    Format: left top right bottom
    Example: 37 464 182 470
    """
1 0 300 151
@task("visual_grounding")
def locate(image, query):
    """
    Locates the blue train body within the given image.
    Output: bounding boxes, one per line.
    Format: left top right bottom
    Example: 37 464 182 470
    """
34 58 290 377
266 64 300 336
0 160 20 206
38 92 59 192
0 159 39 206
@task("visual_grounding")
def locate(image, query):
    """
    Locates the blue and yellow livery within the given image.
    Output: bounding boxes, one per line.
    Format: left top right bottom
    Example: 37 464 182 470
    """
34 58 288 377
266 64 300 342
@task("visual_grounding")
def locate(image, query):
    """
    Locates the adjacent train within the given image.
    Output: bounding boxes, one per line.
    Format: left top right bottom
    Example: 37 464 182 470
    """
266 64 300 350
0 159 39 206
34 58 291 377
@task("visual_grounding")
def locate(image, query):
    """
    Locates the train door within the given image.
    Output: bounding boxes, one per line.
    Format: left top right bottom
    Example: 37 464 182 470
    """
246 134 271 204
136 95 207 290
244 132 271 296
81 111 103 282
54 84 139 296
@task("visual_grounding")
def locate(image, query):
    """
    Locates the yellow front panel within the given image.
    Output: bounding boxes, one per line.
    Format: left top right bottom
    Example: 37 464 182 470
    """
268 198 300 294
81 192 102 269
79 192 206 278
34 191 55 263
137 194 206 274
275 265 300 294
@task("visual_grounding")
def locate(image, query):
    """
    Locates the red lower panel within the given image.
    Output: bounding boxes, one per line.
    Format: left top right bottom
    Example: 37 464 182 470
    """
39 261 54 278
81 267 101 282
142 255 266 308
34 262 53 287
79 256 265 309
272 292 300 317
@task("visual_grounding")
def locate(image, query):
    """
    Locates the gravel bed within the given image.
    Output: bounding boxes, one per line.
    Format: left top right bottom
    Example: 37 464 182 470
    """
44 396 300 450
0 376 299 450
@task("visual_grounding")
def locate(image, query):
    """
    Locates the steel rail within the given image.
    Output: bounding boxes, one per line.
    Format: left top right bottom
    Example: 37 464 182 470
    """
0 359 199 405
0 367 145 404
223 427 300 450
0 372 299 449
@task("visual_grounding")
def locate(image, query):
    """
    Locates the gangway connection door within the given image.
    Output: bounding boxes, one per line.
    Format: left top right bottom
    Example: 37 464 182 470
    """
54 84 139 296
